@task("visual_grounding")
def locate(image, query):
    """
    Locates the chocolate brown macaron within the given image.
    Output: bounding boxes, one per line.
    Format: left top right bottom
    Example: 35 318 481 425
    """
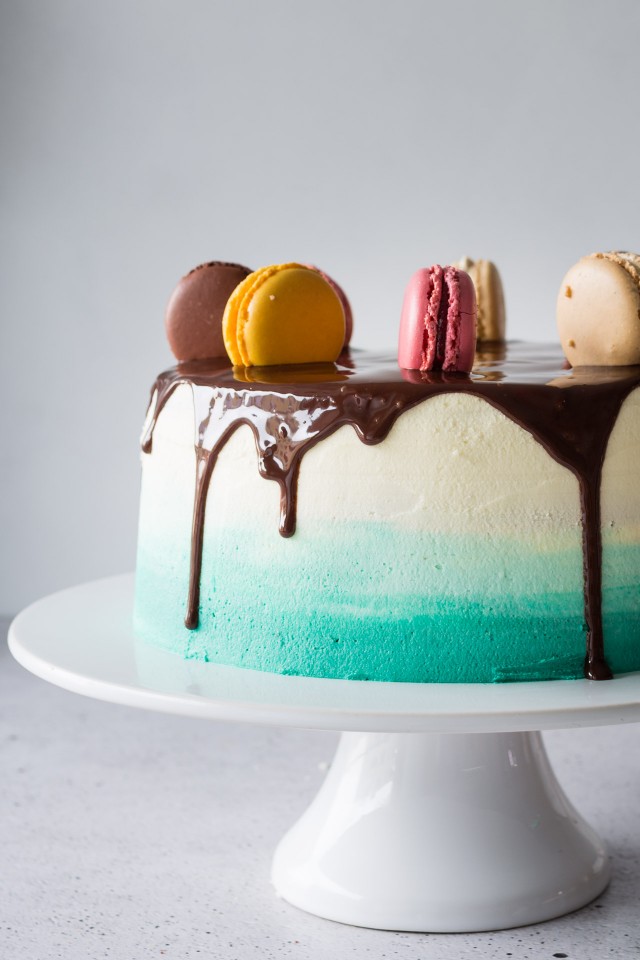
165 261 252 361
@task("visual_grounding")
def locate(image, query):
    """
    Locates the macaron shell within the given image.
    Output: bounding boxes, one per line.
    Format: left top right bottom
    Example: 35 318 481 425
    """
454 257 505 342
475 259 506 342
454 269 478 371
165 261 252 361
557 254 640 366
306 265 353 347
223 263 346 367
398 266 476 373
398 268 436 369
235 264 297 366
240 266 345 366
222 265 284 365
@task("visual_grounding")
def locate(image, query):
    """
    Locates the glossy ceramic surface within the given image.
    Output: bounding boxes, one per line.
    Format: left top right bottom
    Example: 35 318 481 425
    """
8 575 638 932
8 575 640 733
272 730 609 931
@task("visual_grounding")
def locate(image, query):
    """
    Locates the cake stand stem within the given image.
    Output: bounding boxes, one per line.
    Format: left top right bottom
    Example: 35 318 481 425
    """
271 729 610 932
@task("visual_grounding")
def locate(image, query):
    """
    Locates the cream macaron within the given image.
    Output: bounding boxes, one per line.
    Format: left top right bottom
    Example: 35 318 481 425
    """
557 252 640 366
455 257 506 343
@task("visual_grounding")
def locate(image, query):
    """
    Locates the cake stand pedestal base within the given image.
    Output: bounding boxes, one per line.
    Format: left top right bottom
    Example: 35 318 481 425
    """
10 576 640 935
272 729 609 932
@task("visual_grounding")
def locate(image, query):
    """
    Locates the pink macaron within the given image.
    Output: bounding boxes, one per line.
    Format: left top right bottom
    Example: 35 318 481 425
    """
398 265 477 372
306 265 353 348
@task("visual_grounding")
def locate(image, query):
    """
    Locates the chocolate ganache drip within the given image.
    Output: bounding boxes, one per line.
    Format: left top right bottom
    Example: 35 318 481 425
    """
141 345 640 680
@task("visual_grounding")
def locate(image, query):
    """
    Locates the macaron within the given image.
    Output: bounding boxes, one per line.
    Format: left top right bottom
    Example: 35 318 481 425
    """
454 257 506 342
165 261 252 361
222 263 346 367
398 265 477 372
306 265 353 347
557 252 640 366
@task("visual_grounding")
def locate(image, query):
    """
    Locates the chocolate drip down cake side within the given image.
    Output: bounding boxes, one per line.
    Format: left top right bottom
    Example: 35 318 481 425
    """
134 256 640 683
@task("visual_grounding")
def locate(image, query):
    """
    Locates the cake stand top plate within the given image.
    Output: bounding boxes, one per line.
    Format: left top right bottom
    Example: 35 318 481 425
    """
8 574 640 733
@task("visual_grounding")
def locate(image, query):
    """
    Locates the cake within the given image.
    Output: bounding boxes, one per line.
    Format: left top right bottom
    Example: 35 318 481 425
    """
134 258 640 683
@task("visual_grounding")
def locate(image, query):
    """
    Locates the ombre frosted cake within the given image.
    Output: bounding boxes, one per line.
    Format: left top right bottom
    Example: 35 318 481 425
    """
134 342 640 683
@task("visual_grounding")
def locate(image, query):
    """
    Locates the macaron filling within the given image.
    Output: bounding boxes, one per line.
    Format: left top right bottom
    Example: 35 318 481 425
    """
434 271 450 368
428 266 461 372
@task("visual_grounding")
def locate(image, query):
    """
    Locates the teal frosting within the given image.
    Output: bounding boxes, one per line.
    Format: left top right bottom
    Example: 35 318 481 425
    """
134 520 640 683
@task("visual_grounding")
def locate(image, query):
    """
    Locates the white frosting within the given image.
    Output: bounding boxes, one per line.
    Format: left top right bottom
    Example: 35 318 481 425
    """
141 383 640 547
135 378 640 681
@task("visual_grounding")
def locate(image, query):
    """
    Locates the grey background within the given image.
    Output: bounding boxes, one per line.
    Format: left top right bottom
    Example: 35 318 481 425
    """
2 0 640 610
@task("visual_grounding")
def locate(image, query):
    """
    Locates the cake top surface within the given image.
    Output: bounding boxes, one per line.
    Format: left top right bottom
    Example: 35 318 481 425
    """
144 344 640 515
153 341 640 393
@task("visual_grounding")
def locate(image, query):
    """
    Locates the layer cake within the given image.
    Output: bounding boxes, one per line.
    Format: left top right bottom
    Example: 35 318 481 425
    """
134 343 640 683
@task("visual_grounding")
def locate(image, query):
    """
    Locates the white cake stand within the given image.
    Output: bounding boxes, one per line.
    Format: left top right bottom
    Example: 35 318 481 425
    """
9 574 640 933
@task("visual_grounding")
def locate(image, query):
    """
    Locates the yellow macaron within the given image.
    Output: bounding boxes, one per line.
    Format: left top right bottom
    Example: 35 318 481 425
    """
223 263 346 367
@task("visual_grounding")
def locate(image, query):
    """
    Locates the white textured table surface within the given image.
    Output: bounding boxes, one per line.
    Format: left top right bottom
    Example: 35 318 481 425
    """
2 618 640 960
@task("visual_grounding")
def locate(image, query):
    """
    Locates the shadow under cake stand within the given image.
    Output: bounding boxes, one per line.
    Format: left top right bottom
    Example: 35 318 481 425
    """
9 574 640 933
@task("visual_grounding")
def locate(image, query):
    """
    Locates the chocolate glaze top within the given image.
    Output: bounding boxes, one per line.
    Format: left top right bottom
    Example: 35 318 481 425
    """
142 343 640 680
